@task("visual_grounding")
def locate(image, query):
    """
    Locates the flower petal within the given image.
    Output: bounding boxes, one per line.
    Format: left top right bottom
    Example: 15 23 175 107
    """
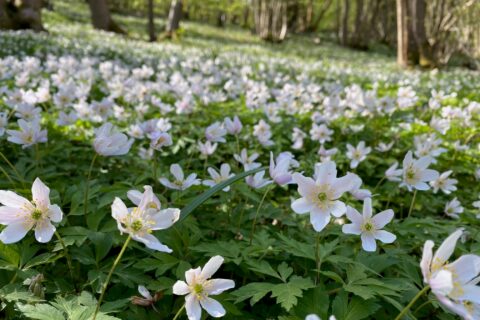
134 233 172 253
447 254 480 284
372 209 394 229
127 190 143 206
361 233 377 252
310 208 330 232
342 223 362 235
35 220 55 243
420 240 434 283
291 197 313 214
362 198 372 219
170 164 184 181
48 204 63 223
185 293 202 320
200 297 226 318
330 200 346 218
0 221 31 244
200 255 224 280
32 178 50 207
374 230 396 244
0 206 26 224
206 279 235 295
111 197 129 222
138 285 152 300
433 229 463 269
151 208 180 230
172 281 190 295
185 267 201 286
0 191 30 208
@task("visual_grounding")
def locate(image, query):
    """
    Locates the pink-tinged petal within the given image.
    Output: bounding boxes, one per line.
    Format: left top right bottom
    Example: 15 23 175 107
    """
433 229 463 269
31 178 50 207
151 208 180 230
185 267 201 286
447 254 480 284
200 256 224 280
330 200 346 218
127 189 143 206
0 191 30 208
35 220 55 243
206 279 235 295
361 233 377 252
47 204 63 223
138 285 152 300
111 197 129 222
291 197 313 214
134 233 172 253
342 223 362 235
420 240 434 282
429 269 453 296
200 297 226 318
346 206 363 225
372 209 394 229
172 281 190 295
435 294 470 319
0 222 31 243
185 293 202 320
170 164 184 181
362 198 372 219
292 173 316 197
0 206 26 224
374 230 396 244
457 284 480 304
314 161 337 185
310 208 330 232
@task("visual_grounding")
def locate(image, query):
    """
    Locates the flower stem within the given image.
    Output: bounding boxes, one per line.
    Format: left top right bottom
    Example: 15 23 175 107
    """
373 176 386 192
83 154 98 217
249 185 272 245
172 303 186 320
407 190 417 218
0 151 25 189
93 235 131 320
394 285 430 320
54 230 76 291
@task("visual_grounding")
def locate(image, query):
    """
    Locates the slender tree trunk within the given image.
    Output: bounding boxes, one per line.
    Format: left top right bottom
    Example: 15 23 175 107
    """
147 0 155 41
396 0 409 67
341 0 350 45
88 0 125 34
410 0 433 66
166 0 182 36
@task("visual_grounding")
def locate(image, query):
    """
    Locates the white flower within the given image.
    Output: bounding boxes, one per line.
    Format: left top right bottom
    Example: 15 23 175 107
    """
224 116 242 135
385 162 403 182
310 123 333 144
342 198 395 251
160 164 201 191
318 145 338 162
292 127 306 150
0 112 8 136
198 140 218 157
7 119 47 149
400 151 439 191
149 131 173 151
57 111 77 126
269 152 293 185
305 315 336 320
246 170 272 189
420 229 480 319
93 122 133 156
347 174 371 200
205 122 227 143
444 198 463 219
173 256 235 320
234 148 261 171
203 164 235 192
430 170 457 194
346 141 371 169
291 161 358 232
112 186 179 252
0 178 62 244
375 141 394 152
253 119 274 147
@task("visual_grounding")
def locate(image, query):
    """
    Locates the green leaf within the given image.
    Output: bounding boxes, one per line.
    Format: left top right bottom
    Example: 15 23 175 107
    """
0 242 20 268
271 276 314 311
17 303 65 320
344 297 380 320
232 282 273 306
179 166 266 222
246 260 281 280
277 262 293 282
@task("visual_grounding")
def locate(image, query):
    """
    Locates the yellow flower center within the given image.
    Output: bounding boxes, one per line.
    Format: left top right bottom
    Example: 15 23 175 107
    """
193 283 204 295
363 222 374 232
131 220 143 232
31 209 43 220
317 193 327 202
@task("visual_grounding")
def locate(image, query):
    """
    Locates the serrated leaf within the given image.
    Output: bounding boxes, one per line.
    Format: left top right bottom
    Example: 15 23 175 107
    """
232 282 273 306
17 303 65 320
247 260 281 280
271 276 314 311
277 262 293 282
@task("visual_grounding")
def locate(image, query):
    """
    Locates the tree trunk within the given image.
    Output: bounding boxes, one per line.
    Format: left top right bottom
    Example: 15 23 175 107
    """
396 0 409 67
410 0 433 66
166 0 182 36
0 0 46 31
340 0 349 45
252 0 288 42
147 0 155 41
88 0 125 34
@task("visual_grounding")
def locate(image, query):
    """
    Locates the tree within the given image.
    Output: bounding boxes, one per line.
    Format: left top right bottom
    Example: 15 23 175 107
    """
147 0 155 41
87 0 125 34
396 0 409 67
0 0 46 31
253 0 288 42
166 0 182 37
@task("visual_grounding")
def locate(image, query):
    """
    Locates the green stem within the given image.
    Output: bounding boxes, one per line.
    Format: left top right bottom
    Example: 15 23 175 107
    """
0 165 16 187
93 235 131 320
172 303 186 320
0 151 25 189
373 176 386 192
394 286 430 320
407 189 417 218
54 230 76 291
83 154 98 217
249 185 272 245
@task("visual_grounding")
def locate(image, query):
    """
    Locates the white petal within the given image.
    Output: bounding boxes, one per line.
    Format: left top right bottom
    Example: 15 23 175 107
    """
429 269 453 296
185 267 201 286
362 198 372 219
447 254 480 284
134 233 172 253
0 190 30 208
346 206 363 225
314 161 337 184
433 229 463 269
35 220 55 243
330 200 346 218
361 233 377 252
342 223 362 235
170 164 184 181
206 279 235 295
420 240 434 283
138 285 152 300
291 197 313 214
0 222 31 243
172 281 190 295
0 206 26 224
185 293 202 320
374 230 396 244
200 297 226 318
138 186 160 211
372 209 394 229
151 208 180 230
292 173 316 197
48 204 63 223
31 178 51 207
458 284 480 304
310 208 330 232
111 197 129 222
127 190 143 206
200 256 224 280
421 169 439 182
